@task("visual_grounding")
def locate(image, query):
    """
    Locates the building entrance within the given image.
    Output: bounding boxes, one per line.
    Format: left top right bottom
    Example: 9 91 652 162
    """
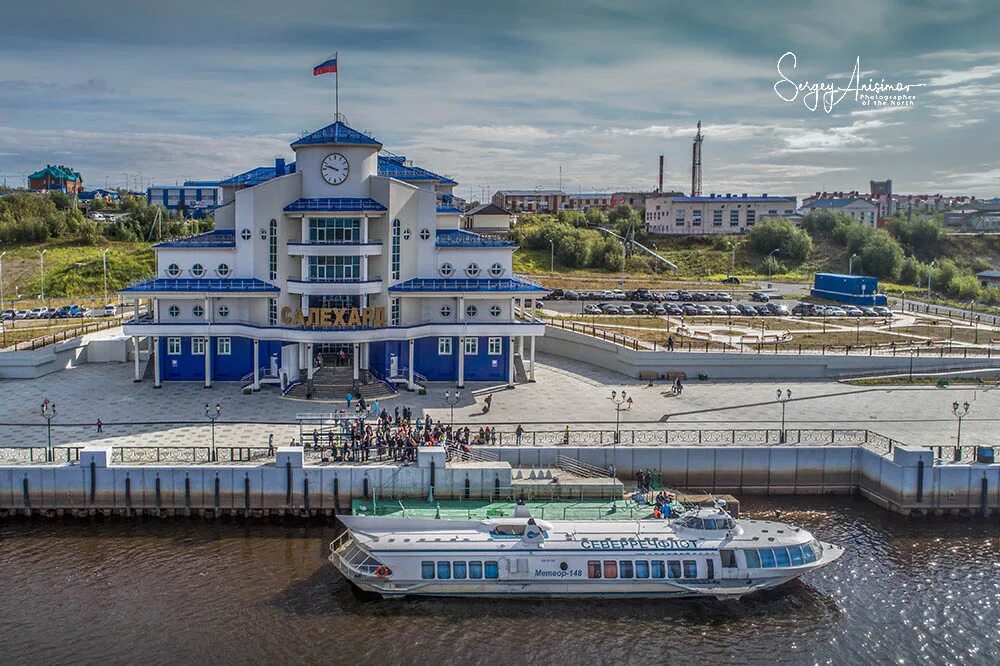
316 343 353 366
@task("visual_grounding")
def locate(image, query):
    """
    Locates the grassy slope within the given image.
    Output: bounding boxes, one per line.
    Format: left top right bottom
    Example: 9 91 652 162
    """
1 240 154 304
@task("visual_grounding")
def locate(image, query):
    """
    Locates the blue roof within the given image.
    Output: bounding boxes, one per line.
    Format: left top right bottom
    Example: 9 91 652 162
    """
291 121 381 147
153 230 235 249
283 198 387 213
378 155 457 186
217 163 296 188
803 198 874 209
183 179 222 187
671 194 796 203
435 229 516 247
389 277 547 293
120 278 279 294
436 205 464 214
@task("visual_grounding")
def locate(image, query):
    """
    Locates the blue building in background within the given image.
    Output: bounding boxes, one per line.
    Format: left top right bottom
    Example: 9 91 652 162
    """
121 115 546 394
811 273 887 306
147 181 221 217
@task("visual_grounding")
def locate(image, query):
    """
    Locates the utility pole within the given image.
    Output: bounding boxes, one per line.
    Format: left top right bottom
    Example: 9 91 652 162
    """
101 248 111 306
691 120 703 197
0 251 6 310
37 249 47 303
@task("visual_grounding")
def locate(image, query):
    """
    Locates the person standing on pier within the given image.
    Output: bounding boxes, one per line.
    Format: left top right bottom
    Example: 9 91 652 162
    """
267 433 274 456
96 418 103 433
516 424 524 446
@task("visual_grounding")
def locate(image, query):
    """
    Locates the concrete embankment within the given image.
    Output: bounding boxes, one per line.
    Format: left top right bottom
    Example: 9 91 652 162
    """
1 442 998 519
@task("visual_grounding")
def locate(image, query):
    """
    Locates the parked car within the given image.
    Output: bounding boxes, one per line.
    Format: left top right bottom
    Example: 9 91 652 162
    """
826 307 847 316
549 289 565 300
721 276 741 285
860 307 879 317
695 305 712 316
677 290 692 300
0 309 14 320
737 304 757 316
563 290 580 301
691 292 708 301
709 305 727 315
681 303 699 315
619 305 635 315
632 289 654 301
844 307 864 317
791 303 813 316
583 304 601 315
664 291 680 301
14 309 30 320
750 291 770 302
630 302 648 314
649 304 666 315
29 307 48 318
611 290 627 300
767 303 790 316
600 304 621 315
716 292 733 302
873 306 892 317
723 304 741 316
755 305 772 316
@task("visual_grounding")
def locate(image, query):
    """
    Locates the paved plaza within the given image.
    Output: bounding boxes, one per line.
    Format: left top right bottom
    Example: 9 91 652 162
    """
1 352 999 451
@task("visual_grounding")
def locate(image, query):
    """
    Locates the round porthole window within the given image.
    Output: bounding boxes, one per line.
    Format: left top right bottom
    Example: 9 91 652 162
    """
260 228 268 240
217 263 231 277
190 263 205 277
193 305 205 318
240 228 252 241
490 305 502 318
465 263 481 278
218 305 230 318
440 305 452 319
419 228 430 240
166 263 180 277
168 305 180 318
466 304 477 318
403 228 411 240
559 562 568 571
489 262 504 277
439 262 454 278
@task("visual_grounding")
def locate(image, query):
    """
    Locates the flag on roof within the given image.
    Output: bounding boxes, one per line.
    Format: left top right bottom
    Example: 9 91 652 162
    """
313 56 337 76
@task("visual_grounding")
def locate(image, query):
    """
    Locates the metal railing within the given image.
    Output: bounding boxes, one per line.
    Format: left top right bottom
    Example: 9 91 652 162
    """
3 316 126 352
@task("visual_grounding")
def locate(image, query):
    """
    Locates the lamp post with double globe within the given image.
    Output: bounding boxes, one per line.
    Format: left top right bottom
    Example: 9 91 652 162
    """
204 403 221 462
444 389 461 430
40 398 56 462
776 389 792 443
952 401 970 462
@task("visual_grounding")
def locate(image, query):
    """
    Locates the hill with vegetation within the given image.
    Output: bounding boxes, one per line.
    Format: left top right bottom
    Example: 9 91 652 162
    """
512 205 1000 306
0 191 213 302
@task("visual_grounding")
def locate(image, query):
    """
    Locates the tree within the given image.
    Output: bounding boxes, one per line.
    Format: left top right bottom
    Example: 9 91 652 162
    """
885 215 941 260
745 218 812 263
859 230 904 280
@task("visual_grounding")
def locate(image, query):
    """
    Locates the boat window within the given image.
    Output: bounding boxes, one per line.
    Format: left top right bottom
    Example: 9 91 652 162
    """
437 562 451 579
469 561 483 579
703 518 718 530
667 561 682 579
789 546 804 566
484 561 499 579
811 540 824 559
453 561 467 579
587 561 602 579
774 548 791 567
421 561 435 579
635 561 650 579
651 561 665 579
706 560 715 579
687 518 705 530
490 524 527 536
619 561 634 579
720 550 737 568
759 548 776 568
683 560 698 579
801 544 817 564
744 549 762 568
603 561 618 579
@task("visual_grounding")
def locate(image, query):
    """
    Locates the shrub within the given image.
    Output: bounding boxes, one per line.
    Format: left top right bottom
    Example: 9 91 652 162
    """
745 218 812 263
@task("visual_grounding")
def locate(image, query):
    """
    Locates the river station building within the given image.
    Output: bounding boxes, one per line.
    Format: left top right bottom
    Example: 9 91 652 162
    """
121 117 547 392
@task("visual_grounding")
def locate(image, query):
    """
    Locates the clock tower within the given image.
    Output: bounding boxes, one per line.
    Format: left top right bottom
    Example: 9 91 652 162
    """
291 120 382 198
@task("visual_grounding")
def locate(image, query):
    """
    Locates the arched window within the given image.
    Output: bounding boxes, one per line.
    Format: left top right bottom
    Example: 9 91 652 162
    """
391 219 401 280
268 219 278 280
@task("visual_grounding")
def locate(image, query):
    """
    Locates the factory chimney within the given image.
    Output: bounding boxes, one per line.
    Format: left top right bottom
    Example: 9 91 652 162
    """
658 155 664 193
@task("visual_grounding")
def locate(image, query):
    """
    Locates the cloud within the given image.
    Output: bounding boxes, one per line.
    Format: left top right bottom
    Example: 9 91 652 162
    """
774 119 903 154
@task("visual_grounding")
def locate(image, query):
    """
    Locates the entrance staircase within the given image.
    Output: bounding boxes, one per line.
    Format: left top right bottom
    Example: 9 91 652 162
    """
513 353 528 383
284 364 397 401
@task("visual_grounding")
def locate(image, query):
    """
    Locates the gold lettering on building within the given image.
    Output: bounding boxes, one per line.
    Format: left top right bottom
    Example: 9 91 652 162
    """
280 306 388 328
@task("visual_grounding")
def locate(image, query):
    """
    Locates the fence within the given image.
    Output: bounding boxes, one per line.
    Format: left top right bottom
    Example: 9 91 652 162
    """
545 316 1000 358
2 316 125 352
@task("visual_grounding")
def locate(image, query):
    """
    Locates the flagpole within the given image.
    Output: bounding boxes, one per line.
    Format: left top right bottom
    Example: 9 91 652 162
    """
335 51 339 119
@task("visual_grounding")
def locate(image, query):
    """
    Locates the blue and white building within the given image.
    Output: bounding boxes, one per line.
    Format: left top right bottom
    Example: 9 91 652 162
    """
147 182 222 217
121 118 547 392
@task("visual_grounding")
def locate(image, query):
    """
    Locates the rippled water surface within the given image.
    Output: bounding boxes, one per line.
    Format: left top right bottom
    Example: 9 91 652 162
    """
2 497 1000 665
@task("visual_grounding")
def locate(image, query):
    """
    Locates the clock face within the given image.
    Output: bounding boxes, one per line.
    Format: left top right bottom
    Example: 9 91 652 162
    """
321 153 349 185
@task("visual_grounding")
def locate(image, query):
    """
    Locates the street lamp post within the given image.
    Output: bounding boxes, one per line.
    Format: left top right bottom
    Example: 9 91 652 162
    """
766 248 779 288
444 389 461 429
776 389 792 443
609 390 632 477
40 398 56 462
0 250 6 310
100 248 111 306
37 249 47 304
952 401 970 462
927 260 935 299
204 402 221 462
970 300 979 344
849 253 858 275
549 239 555 274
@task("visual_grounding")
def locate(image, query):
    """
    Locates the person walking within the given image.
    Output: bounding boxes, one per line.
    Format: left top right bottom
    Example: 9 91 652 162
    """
515 424 524 446
267 433 274 456
346 392 353 410
667 336 675 352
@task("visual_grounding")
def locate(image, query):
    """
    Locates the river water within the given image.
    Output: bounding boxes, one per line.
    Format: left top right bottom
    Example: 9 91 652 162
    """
2 497 999 665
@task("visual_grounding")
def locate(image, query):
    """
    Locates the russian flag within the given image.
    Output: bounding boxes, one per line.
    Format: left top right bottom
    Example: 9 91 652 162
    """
313 57 337 76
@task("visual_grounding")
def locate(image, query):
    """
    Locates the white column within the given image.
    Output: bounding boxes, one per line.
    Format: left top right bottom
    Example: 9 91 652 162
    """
533 298 539 321
352 343 360 381
458 296 465 322
204 296 210 322
518 335 525 356
360 216 369 243
152 298 158 323
457 337 465 388
152 336 161 388
507 336 515 387
306 343 315 380
252 339 260 391
408 339 415 390
133 336 141 382
133 298 139 321
204 337 212 388
529 335 536 382
361 342 369 370
511 297 516 319
361 256 368 281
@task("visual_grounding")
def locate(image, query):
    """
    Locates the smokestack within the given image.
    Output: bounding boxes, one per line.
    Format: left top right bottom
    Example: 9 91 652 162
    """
658 155 664 193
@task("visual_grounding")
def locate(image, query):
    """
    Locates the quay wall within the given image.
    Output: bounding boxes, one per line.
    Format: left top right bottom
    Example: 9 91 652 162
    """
1 444 999 518
537 326 1000 380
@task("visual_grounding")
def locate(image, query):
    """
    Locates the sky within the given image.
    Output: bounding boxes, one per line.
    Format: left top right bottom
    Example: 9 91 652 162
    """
0 0 999 200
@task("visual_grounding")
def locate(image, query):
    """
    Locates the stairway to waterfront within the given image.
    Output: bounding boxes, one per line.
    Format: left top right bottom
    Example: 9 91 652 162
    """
285 364 396 401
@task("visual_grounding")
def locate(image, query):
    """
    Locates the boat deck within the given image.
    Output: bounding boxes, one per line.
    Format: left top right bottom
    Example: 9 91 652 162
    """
351 498 664 521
